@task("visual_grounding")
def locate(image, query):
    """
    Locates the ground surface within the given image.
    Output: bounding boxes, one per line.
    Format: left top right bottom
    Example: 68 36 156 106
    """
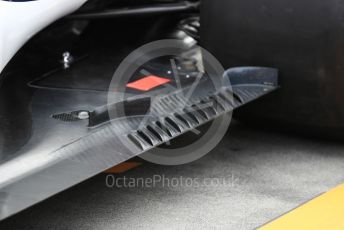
1 121 344 230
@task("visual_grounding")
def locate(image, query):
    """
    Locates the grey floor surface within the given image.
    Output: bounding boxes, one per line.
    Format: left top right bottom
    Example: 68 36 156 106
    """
1 121 344 230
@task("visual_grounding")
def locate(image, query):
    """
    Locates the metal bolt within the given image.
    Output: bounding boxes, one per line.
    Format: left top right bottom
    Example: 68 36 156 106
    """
62 51 73 69
78 111 89 120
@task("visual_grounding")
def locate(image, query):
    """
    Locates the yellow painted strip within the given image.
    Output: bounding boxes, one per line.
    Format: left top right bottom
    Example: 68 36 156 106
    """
104 162 142 174
260 184 344 230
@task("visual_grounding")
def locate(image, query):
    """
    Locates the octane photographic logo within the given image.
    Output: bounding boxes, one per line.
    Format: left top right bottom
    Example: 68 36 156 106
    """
108 39 233 165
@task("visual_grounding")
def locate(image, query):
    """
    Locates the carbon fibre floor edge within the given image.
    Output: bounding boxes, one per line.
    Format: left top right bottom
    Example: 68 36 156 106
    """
0 66 278 220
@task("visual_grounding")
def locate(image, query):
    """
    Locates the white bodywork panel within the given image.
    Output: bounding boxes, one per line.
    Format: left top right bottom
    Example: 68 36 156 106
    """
0 0 87 73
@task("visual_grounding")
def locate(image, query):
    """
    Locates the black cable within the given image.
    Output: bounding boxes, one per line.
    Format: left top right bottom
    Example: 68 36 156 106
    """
67 1 200 20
